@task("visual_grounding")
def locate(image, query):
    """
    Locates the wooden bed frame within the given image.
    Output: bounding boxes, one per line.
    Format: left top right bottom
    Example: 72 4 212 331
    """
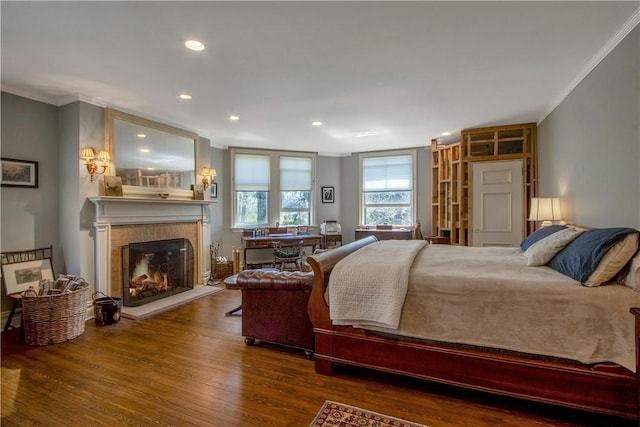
306 236 640 422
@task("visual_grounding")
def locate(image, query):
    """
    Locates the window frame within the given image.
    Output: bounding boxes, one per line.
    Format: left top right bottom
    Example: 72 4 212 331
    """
231 149 316 229
359 149 416 227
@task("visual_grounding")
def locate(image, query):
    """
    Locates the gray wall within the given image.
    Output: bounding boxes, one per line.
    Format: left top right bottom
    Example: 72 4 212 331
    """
1 92 61 309
538 26 639 229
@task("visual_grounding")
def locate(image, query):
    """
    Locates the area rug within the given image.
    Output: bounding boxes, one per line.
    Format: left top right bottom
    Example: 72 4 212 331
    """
309 401 427 427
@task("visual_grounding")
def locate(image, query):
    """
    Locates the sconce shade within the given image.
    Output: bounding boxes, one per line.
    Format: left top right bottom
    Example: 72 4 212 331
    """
528 198 562 224
210 168 217 179
80 148 95 160
96 150 110 163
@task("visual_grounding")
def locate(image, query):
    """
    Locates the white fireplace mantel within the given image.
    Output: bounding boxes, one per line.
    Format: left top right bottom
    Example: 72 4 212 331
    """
89 196 214 295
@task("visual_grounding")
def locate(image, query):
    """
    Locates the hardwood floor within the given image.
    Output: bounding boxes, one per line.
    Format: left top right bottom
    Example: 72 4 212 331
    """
1 289 634 427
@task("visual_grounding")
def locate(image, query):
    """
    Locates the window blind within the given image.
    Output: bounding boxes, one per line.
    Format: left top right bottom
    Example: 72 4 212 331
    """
235 154 270 191
362 155 412 191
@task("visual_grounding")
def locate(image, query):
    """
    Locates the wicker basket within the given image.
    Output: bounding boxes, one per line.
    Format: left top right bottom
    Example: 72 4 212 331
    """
21 287 88 346
212 261 234 280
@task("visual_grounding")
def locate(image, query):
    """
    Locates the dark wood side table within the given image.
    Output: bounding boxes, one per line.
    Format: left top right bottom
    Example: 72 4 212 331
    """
425 236 450 244
355 229 413 241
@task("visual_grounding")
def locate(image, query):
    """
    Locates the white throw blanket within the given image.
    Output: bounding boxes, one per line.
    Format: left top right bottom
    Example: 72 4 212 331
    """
329 240 427 329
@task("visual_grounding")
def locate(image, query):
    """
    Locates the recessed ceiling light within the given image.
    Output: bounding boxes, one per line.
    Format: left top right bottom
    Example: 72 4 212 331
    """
355 132 376 138
229 115 240 121
179 93 193 100
139 148 150 153
312 121 323 126
441 132 452 136
137 133 146 138
147 167 155 170
185 40 205 51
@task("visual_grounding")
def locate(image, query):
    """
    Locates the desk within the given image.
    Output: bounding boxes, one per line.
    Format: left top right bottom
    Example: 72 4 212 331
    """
355 229 413 241
241 234 322 268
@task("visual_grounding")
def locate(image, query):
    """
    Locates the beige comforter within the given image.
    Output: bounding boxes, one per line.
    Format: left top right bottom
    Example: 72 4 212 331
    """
330 242 640 372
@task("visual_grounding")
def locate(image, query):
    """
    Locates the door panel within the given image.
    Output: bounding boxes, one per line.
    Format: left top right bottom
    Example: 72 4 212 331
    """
472 160 523 247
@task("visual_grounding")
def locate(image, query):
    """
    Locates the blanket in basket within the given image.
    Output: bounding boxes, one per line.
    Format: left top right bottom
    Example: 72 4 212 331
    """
329 240 427 329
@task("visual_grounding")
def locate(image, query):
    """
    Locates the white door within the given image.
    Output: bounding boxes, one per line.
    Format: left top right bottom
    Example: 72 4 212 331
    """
471 160 523 247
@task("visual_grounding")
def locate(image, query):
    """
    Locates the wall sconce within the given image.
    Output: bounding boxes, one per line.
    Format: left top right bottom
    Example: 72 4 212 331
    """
201 167 217 190
528 197 562 227
80 148 110 181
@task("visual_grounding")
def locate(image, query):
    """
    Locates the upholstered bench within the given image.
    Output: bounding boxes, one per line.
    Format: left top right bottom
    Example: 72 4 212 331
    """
235 269 315 358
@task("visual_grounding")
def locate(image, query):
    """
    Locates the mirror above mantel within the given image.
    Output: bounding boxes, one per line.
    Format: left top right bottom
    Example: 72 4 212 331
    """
106 108 198 198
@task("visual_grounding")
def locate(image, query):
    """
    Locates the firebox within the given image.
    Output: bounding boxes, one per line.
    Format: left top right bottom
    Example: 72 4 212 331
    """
121 238 194 307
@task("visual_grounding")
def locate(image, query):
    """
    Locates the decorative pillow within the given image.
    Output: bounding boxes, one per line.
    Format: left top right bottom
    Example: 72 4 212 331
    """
523 227 583 266
520 224 567 251
617 249 640 291
584 233 639 287
548 227 639 285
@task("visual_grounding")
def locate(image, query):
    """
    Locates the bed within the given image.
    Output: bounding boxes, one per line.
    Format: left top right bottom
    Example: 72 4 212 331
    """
306 229 640 421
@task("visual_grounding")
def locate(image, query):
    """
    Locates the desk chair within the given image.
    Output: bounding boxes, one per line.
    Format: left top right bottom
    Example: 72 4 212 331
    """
271 239 303 271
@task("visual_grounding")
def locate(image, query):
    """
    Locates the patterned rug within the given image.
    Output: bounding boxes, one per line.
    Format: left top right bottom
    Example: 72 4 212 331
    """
309 401 427 427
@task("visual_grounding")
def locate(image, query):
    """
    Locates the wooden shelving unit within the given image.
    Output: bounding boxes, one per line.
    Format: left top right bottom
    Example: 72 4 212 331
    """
431 123 537 246
431 139 466 245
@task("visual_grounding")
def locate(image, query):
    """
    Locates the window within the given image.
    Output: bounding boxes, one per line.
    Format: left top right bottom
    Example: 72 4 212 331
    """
280 156 312 225
234 154 270 227
232 150 315 228
360 151 415 226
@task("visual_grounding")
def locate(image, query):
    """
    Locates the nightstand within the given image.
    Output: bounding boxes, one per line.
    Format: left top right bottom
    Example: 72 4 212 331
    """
425 236 450 245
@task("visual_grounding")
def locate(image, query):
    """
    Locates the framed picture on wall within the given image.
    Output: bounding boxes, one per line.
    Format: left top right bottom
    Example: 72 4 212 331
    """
1 158 38 188
321 186 334 203
210 182 217 199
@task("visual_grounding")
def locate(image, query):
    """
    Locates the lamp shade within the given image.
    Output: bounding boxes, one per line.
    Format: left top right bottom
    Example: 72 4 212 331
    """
528 197 562 221
96 150 110 163
80 148 95 160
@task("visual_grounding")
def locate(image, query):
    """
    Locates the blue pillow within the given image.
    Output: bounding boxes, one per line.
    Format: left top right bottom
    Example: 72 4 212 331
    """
548 227 639 283
520 225 567 251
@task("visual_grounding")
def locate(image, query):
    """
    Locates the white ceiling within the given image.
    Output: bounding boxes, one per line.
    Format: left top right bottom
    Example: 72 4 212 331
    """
2 1 639 156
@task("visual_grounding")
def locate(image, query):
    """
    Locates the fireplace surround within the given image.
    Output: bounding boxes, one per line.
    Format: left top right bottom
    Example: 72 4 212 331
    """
89 197 212 298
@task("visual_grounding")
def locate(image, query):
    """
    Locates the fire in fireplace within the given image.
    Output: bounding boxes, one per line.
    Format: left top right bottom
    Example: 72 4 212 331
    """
121 238 194 307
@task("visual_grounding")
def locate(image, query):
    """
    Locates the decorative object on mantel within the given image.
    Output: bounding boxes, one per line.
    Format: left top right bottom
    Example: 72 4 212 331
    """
210 182 218 199
309 401 427 427
191 184 205 200
80 147 110 181
1 158 39 188
103 175 123 197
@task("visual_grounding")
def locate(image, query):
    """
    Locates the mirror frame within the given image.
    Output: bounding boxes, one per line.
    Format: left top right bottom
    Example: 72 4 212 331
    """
105 108 199 199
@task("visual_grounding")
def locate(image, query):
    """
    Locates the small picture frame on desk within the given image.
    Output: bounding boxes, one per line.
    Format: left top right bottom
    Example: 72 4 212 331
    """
321 186 334 203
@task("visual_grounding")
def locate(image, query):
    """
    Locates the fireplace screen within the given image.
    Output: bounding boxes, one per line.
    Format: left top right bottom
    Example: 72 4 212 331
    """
121 238 194 307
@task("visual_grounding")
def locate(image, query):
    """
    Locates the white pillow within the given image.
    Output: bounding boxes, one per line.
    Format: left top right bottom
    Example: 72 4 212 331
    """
524 227 583 266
